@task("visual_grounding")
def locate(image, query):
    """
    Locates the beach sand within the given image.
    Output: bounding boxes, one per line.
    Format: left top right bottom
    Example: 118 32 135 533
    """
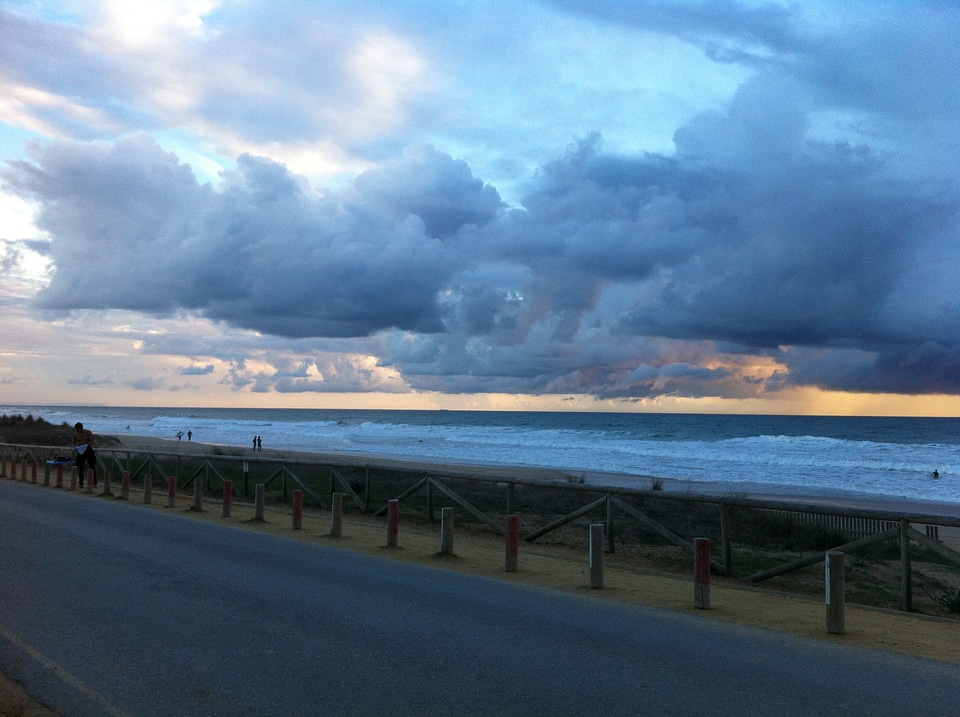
2 435 959 716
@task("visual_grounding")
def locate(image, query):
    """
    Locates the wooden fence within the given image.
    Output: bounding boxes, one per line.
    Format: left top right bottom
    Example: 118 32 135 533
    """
3 441 960 614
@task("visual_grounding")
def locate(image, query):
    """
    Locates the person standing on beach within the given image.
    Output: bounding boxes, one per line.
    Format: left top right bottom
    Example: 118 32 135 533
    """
253 436 257 451
187 430 192 441
257 435 262 451
73 422 96 487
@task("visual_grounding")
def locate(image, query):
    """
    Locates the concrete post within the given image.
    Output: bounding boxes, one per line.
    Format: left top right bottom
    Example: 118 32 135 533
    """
167 475 178 508
292 490 303 529
330 492 343 537
826 550 845 634
222 480 233 517
589 523 604 589
440 507 454 555
694 538 711 609
143 474 153 504
387 499 400 547
505 515 519 572
253 483 265 521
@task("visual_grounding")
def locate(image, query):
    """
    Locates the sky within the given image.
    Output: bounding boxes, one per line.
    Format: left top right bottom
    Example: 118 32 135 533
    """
0 0 958 416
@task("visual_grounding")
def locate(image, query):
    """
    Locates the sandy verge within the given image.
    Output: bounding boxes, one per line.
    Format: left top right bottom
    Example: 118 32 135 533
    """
3 435 959 716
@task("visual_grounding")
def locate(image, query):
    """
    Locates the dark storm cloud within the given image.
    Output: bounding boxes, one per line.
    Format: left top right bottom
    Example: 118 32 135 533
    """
3 0 959 400
2 134 500 338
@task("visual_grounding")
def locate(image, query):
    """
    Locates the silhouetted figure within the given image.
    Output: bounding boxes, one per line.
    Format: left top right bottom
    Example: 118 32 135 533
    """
256 435 262 451
187 430 192 441
933 469 940 479
73 422 97 487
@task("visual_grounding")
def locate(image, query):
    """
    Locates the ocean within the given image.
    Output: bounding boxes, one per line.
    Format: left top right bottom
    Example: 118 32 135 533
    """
3 405 959 505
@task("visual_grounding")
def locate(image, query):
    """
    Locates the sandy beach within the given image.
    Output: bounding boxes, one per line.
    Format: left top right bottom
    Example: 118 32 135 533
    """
3 433 959 716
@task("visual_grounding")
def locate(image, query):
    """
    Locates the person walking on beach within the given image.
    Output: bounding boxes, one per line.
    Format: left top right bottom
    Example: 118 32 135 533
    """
253 435 257 451
73 422 97 487
257 435 262 451
187 430 192 441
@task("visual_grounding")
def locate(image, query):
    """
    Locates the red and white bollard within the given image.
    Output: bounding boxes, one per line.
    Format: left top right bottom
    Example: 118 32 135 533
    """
292 490 303 530
694 537 711 609
167 475 178 508
56 464 64 489
121 471 131 500
387 499 400 547
505 515 519 572
222 480 233 518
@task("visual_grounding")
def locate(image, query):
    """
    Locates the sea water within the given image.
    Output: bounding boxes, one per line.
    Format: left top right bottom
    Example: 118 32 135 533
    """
3 405 959 505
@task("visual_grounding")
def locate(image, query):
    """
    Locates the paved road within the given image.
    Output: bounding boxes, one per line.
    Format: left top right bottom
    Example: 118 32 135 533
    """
1 480 958 717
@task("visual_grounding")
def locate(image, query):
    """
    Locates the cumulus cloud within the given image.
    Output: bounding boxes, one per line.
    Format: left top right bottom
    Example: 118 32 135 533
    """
3 134 502 338
2 0 958 402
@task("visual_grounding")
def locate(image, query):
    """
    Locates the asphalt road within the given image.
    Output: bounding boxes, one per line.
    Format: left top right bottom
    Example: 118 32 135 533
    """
1 480 959 717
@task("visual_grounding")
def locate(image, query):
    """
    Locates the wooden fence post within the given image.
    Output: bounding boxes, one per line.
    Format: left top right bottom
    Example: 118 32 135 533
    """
589 523 604 589
330 492 343 537
292 490 303 529
387 499 400 547
440 507 454 555
606 495 615 554
900 519 912 611
826 550 845 634
505 514 519 572
222 480 233 517
694 537 711 609
719 503 733 577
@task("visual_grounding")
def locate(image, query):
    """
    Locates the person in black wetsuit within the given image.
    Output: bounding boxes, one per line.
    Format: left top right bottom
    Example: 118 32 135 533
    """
73 422 97 486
